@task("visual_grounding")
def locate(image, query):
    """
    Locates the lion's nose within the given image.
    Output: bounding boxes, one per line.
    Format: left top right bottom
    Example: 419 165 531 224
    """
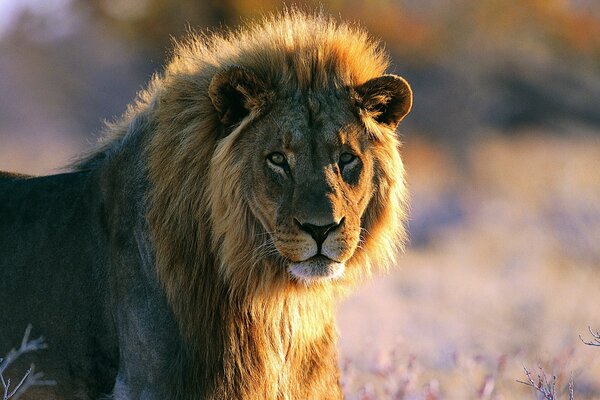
296 217 344 251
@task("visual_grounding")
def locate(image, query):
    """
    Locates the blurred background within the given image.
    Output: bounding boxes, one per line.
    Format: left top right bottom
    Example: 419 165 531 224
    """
1 0 600 398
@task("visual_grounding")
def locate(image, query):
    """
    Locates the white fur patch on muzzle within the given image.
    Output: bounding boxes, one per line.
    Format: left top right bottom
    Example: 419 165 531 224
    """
288 255 345 283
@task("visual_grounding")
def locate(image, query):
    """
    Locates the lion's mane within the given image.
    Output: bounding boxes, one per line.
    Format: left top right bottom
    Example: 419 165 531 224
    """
78 11 408 398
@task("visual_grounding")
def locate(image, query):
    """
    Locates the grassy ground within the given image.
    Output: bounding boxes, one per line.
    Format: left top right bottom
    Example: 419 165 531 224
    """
338 133 600 399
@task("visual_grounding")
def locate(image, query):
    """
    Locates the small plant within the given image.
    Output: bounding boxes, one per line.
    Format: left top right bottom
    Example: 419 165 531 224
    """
516 325 600 400
517 367 574 400
0 325 55 400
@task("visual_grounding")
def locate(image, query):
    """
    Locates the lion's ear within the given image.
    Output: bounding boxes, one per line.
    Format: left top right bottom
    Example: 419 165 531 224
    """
355 74 412 129
209 66 269 127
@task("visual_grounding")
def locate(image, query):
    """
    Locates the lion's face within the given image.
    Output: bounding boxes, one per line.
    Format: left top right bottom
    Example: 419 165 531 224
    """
238 97 373 283
209 68 412 284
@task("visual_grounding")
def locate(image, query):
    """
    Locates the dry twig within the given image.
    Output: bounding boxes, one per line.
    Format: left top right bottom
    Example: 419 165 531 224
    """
579 326 600 347
517 367 574 400
0 325 56 400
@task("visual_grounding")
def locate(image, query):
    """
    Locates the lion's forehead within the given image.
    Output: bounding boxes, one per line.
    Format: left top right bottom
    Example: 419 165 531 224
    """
265 95 364 158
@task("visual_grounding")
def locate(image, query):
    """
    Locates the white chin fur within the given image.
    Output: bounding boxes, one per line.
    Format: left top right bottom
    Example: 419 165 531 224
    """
288 258 345 283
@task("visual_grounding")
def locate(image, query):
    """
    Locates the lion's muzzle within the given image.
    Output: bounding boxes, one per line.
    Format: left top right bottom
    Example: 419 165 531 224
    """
283 216 353 282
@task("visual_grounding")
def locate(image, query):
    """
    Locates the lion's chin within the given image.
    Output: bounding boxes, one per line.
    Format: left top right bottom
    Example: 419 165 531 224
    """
288 255 345 284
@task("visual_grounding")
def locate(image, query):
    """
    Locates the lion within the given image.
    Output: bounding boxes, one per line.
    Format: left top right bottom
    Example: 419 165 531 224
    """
0 11 411 399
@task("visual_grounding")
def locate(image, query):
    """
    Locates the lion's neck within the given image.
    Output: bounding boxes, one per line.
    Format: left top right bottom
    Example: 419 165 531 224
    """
213 291 341 399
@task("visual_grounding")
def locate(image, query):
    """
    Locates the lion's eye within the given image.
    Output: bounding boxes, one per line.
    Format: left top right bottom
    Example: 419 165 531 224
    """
339 152 356 165
267 152 287 166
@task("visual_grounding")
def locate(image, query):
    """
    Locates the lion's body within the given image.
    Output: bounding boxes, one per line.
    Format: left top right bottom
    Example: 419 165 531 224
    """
0 12 410 399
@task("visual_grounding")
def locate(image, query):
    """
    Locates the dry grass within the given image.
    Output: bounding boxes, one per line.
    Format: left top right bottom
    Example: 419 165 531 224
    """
338 132 600 399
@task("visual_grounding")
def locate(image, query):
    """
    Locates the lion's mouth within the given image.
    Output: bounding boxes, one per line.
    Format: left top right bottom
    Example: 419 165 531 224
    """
288 255 345 283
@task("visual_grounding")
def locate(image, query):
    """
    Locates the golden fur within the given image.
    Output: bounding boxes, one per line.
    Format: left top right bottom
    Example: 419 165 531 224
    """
86 10 410 399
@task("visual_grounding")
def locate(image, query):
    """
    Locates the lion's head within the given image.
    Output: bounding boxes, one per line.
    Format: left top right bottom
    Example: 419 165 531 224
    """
207 67 411 286
143 12 410 307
